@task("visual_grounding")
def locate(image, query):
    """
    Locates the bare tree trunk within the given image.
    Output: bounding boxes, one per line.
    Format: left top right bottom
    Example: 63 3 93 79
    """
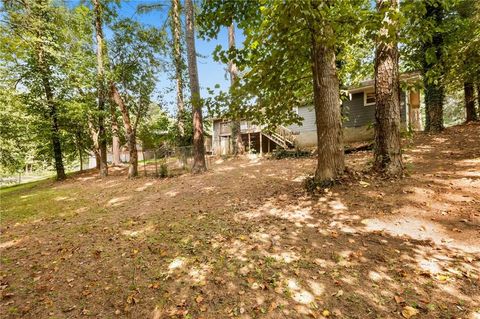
75 130 84 172
87 119 101 169
423 1 444 133
171 0 186 141
311 29 344 185
228 23 244 156
111 106 122 165
464 82 478 122
477 83 480 116
185 0 206 173
110 82 138 178
373 0 403 176
93 0 108 177
37 47 66 180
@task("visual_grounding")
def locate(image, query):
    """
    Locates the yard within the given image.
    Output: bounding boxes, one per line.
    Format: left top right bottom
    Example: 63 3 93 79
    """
1 123 479 319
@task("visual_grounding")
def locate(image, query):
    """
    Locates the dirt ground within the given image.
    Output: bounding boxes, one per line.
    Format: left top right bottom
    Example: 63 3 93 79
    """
1 123 479 319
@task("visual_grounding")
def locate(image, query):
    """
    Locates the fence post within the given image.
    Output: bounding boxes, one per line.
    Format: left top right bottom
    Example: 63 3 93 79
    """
154 150 158 177
142 150 147 176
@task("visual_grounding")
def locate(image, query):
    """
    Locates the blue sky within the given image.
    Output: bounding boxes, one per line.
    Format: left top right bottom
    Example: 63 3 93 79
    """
110 0 238 114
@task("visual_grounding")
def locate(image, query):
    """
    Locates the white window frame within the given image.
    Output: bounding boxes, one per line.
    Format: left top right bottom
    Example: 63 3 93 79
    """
364 90 376 106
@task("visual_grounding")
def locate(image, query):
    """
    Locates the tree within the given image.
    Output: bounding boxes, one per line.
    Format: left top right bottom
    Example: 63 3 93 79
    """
185 0 207 173
137 0 188 145
109 19 164 178
373 0 403 176
422 0 446 132
310 16 345 183
2 0 67 180
464 82 478 122
171 0 187 141
228 23 244 155
199 1 370 184
92 0 109 176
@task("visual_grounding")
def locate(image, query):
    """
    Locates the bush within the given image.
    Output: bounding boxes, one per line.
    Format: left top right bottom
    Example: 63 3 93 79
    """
271 148 311 159
159 163 168 178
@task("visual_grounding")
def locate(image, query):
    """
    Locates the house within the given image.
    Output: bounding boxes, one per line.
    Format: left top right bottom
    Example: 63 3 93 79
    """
212 72 422 155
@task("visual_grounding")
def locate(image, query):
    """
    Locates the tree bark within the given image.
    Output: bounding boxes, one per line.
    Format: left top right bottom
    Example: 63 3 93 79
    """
111 106 122 165
75 130 84 172
185 0 207 173
422 0 445 133
45 79 66 181
110 82 138 178
228 23 244 156
311 30 344 184
93 0 108 177
373 0 403 176
171 0 186 142
464 82 478 122
36 47 66 180
477 83 480 117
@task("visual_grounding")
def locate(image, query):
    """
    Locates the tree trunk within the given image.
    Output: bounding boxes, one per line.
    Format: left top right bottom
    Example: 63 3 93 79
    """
228 23 244 156
477 83 480 117
373 0 403 176
93 0 108 177
311 30 344 184
185 0 207 173
111 106 122 165
87 119 101 170
110 82 138 178
36 47 66 180
75 130 84 172
171 0 186 141
464 82 478 122
422 1 444 133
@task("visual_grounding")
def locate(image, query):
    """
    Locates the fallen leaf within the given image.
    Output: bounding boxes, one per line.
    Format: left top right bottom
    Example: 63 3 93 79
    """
401 306 419 318
394 295 405 304
322 309 330 317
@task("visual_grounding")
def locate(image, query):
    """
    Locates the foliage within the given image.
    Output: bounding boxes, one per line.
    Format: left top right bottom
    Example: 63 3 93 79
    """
0 0 94 175
109 18 166 130
198 0 372 129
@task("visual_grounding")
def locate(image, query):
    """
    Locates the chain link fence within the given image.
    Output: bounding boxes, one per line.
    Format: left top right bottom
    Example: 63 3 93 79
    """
139 145 212 177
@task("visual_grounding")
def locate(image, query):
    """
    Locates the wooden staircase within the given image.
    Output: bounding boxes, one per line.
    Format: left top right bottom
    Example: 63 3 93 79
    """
261 125 296 149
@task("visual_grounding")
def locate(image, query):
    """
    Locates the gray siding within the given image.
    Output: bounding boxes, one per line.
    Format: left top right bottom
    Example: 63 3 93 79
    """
290 90 408 132
343 91 407 127
288 106 316 133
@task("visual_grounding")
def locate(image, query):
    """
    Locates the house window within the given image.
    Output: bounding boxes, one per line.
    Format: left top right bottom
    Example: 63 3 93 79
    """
364 91 375 106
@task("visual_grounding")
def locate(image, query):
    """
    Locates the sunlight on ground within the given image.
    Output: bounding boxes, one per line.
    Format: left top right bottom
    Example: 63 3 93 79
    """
362 217 480 253
0 237 28 250
107 196 132 207
168 257 186 270
54 196 72 201
286 278 315 304
164 190 179 197
188 263 210 285
121 224 154 238
135 182 153 192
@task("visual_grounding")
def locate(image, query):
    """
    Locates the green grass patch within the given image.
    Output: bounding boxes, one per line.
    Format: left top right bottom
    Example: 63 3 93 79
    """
0 181 88 223
0 178 52 194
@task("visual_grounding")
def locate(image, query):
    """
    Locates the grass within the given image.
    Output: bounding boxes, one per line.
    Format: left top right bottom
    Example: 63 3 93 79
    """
0 178 50 194
0 180 87 223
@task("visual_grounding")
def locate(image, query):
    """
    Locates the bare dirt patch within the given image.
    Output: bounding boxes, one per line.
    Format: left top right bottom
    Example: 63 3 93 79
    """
1 123 479 319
